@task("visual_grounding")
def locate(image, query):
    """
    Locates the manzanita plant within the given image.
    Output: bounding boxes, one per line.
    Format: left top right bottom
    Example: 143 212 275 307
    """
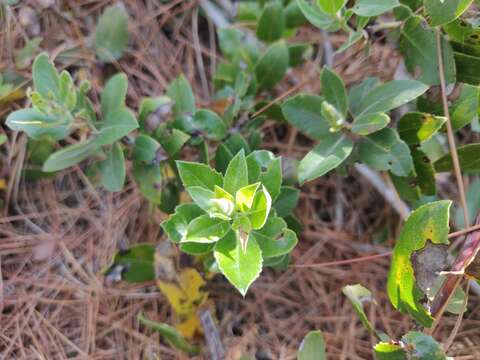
6 0 480 357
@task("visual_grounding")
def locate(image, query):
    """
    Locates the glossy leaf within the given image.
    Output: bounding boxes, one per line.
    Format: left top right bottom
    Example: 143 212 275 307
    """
224 150 248 196
43 140 98 172
94 4 129 62
99 142 125 192
434 143 480 172
387 200 451 327
236 183 260 212
374 343 407 360
254 226 297 258
162 203 205 243
296 0 340 31
255 41 289 89
282 94 331 140
183 215 230 243
317 0 346 15
321 67 347 116
186 186 215 212
214 230 263 296
256 1 285 43
247 185 272 230
357 128 413 177
297 330 326 360
424 0 473 26
298 133 353 184
399 16 456 85
356 80 428 117
397 112 446 145
176 161 223 191
352 0 399 16
351 112 390 135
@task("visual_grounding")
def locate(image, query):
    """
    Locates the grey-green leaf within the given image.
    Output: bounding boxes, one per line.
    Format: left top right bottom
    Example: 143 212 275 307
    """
352 0 400 16
96 108 138 146
297 330 326 360
401 331 447 359
167 74 195 116
424 0 473 27
94 4 129 63
6 108 70 140
357 80 429 117
296 0 340 31
32 53 59 98
351 112 390 135
255 41 289 90
321 67 347 116
43 140 98 172
298 133 353 183
99 142 125 192
256 1 285 43
282 94 331 140
101 73 128 116
357 128 413 176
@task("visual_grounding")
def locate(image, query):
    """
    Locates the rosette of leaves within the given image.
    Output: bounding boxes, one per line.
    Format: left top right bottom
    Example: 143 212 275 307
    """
282 67 429 184
162 149 298 295
6 53 138 192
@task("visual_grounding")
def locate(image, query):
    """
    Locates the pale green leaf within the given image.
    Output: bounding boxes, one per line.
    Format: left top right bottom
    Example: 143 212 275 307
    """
32 53 59 98
317 0 346 15
176 161 223 191
398 112 446 145
96 108 138 146
352 0 400 16
6 108 70 140
297 330 326 360
236 182 261 212
183 215 230 243
43 140 98 172
296 0 340 31
424 0 473 27
161 203 204 243
351 112 390 135
167 74 195 116
321 67 347 116
101 73 128 116
94 4 129 62
99 142 125 192
224 150 248 196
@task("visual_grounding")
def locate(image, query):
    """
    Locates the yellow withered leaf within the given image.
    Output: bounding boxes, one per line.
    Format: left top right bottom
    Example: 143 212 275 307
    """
157 268 208 339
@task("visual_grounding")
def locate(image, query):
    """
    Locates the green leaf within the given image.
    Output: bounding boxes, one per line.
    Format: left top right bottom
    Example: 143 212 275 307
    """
297 330 326 360
412 148 436 196
94 4 129 62
387 200 451 327
99 142 125 192
273 186 300 217
374 343 407 360
101 73 128 116
455 178 480 228
351 112 390 135
161 203 204 243
96 108 138 146
450 84 480 131
236 182 261 212
155 125 190 156
282 94 331 140
357 80 428 117
187 109 227 140
43 140 98 172
397 112 446 145
132 134 161 164
296 0 340 31
186 186 215 212
245 150 282 201
183 215 230 243
14 36 42 70
453 51 480 85
215 143 234 174
256 1 285 43
342 284 377 336
32 53 59 98
247 185 272 230
217 27 244 59
167 74 195 116
357 128 413 176
160 181 180 214
399 16 456 85
179 242 215 255
352 0 399 16
6 108 71 140
317 0 346 15
255 40 289 90
434 143 480 172
321 67 347 116
424 0 473 27
348 77 379 116
176 161 223 191
137 312 199 355
0 134 7 145
254 225 297 258
298 133 353 183
214 230 263 296
132 163 162 204
105 244 155 283
288 43 313 66
402 331 447 359
224 150 248 196
285 0 308 28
